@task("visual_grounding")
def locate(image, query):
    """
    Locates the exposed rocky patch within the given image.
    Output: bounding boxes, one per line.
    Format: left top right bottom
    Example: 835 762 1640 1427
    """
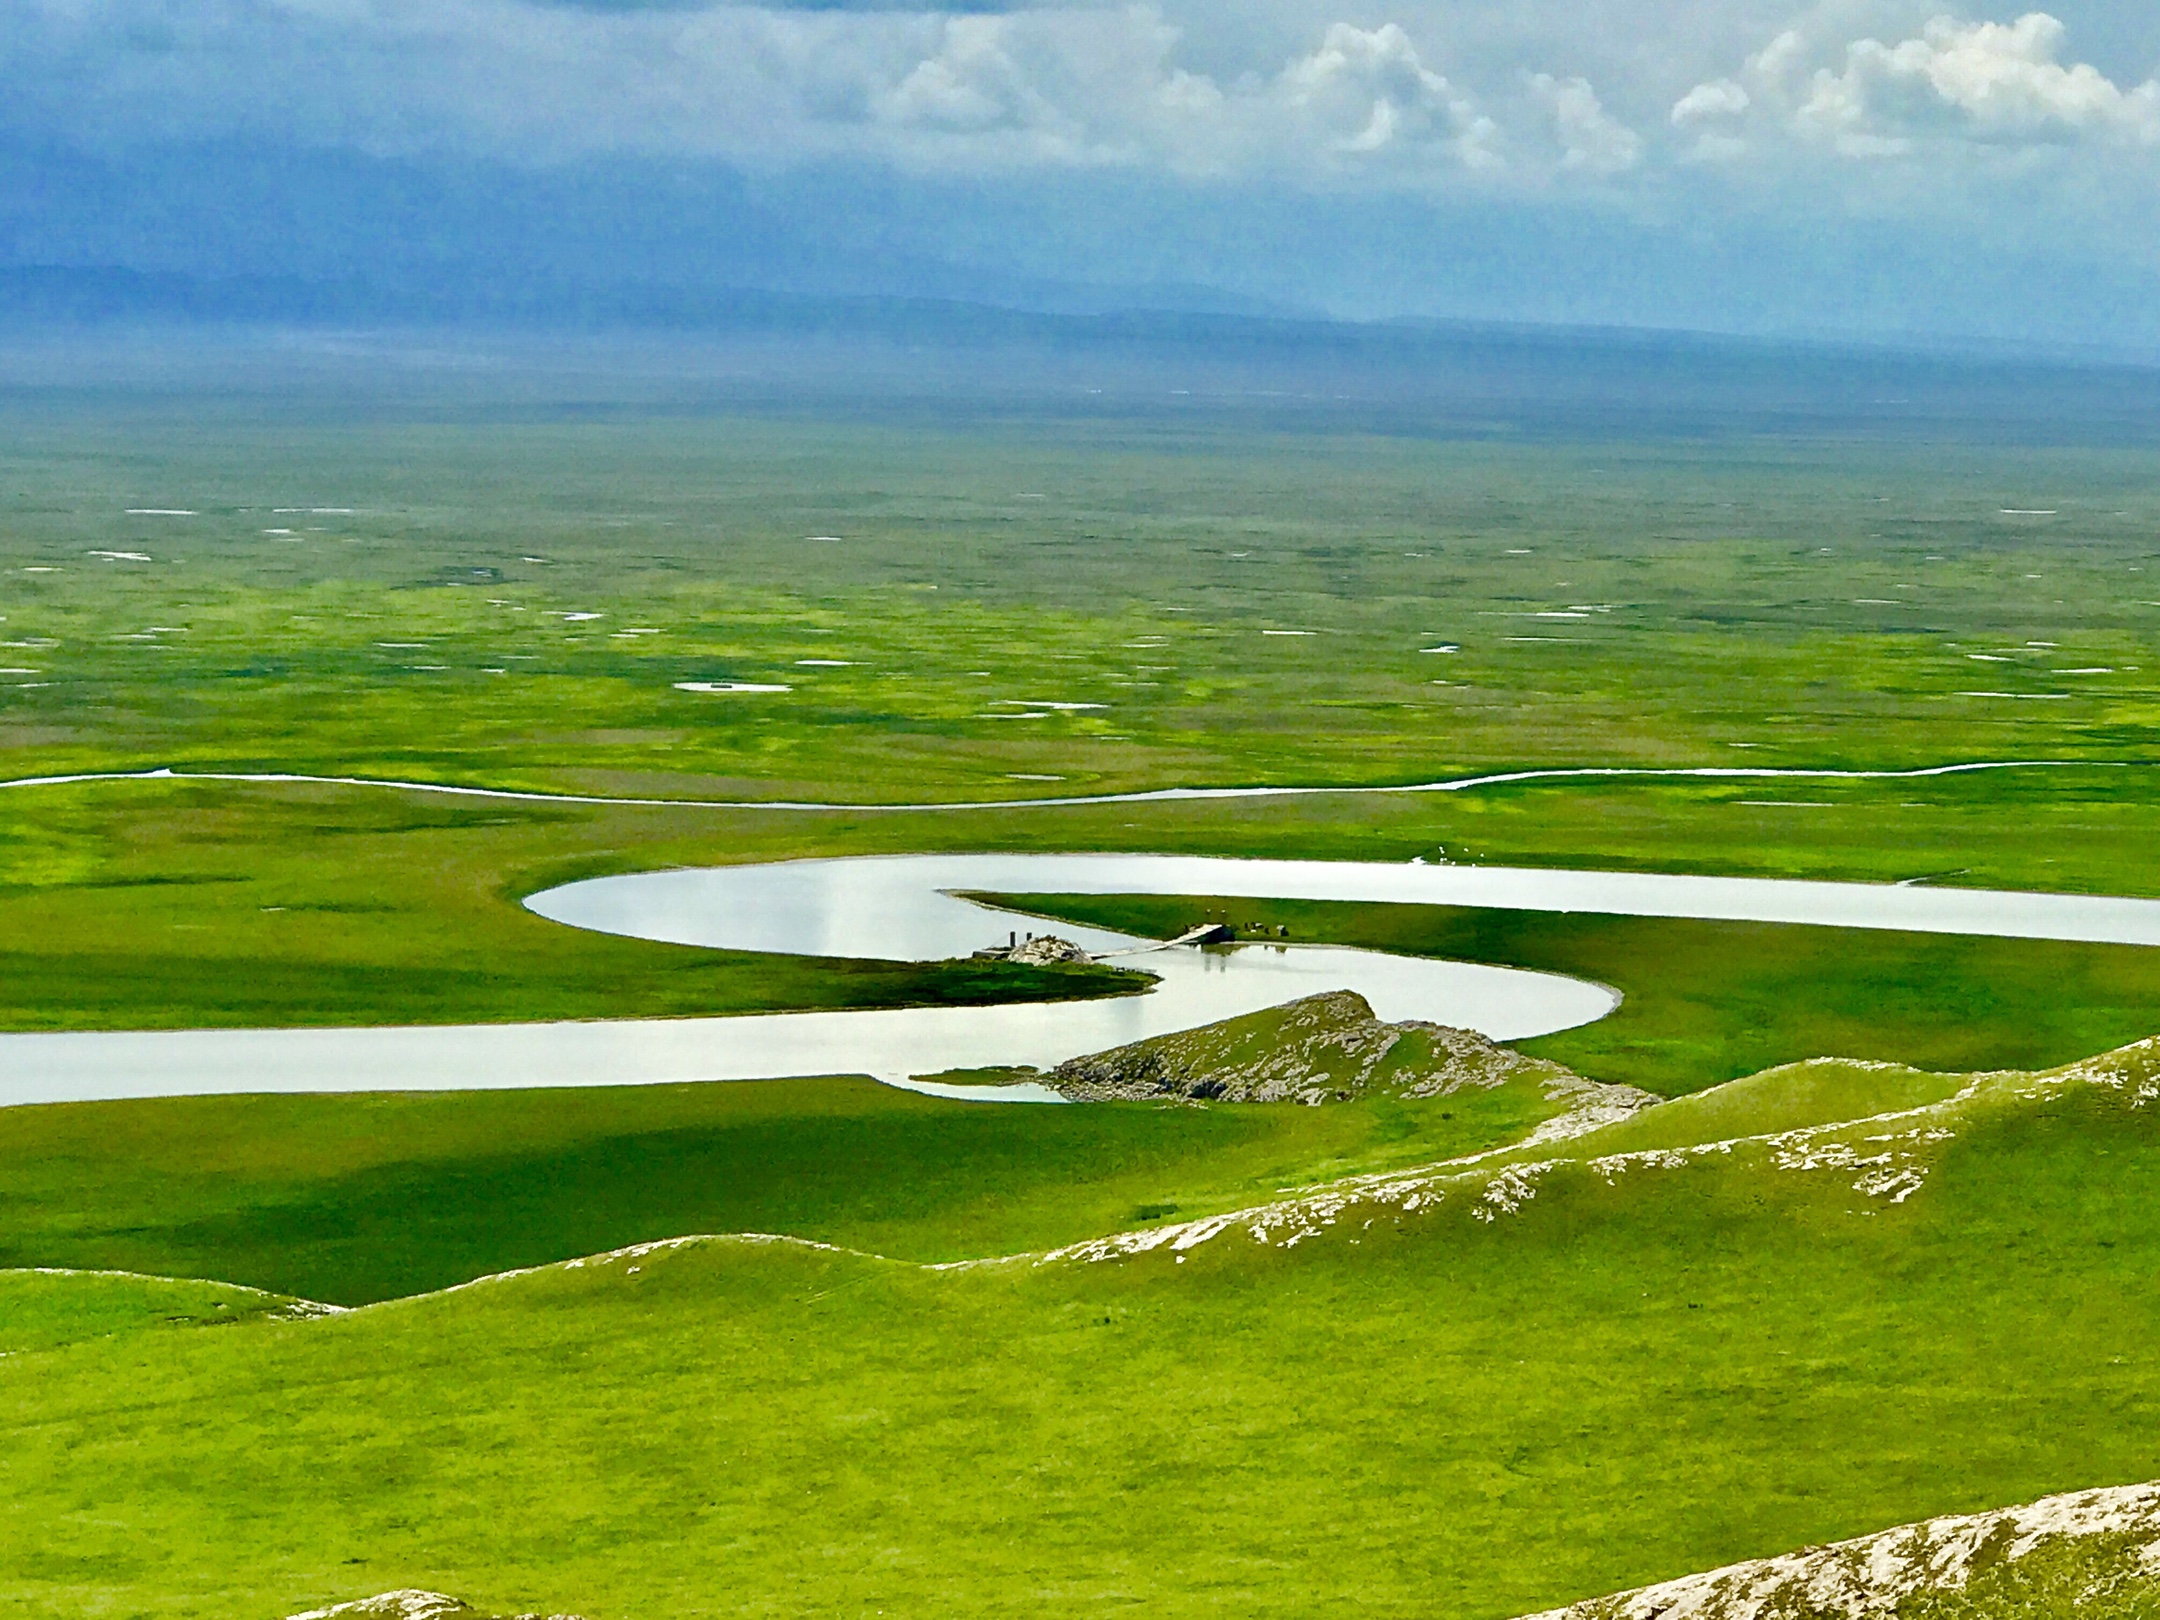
1516 1481 2160 1620
288 1592 585 1620
1051 988 1649 1111
1008 933 1092 966
969 931 1094 964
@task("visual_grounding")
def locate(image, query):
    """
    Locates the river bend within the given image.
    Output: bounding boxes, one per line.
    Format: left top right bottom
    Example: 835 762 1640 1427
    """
10 852 2160 1107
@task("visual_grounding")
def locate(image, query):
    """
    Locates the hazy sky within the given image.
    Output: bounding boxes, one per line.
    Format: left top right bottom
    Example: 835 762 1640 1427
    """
4 0 2158 344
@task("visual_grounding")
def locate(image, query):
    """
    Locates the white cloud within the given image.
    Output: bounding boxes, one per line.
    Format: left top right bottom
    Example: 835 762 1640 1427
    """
857 15 1508 177
1531 72 1642 173
1675 10 2160 160
1672 77 1750 125
1276 22 1499 167
880 21 1045 133
20 0 2147 199
1810 13 2160 148
0 0 1648 187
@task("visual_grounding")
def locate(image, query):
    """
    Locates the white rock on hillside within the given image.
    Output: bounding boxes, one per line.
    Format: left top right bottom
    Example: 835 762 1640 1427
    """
1519 1481 2160 1620
288 1596 473 1620
287 1591 586 1620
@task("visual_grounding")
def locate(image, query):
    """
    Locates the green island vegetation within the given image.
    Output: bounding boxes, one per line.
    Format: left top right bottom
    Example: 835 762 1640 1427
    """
993 890 2160 1091
9 361 2160 1618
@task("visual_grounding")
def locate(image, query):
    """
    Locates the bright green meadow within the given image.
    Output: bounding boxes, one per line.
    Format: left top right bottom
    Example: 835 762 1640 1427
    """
0 1073 1560 1305
8 374 2160 1048
8 1045 2160 1619
8 344 2160 1618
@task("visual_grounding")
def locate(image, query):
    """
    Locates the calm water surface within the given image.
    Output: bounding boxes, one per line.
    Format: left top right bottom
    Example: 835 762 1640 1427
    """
14 852 2160 1107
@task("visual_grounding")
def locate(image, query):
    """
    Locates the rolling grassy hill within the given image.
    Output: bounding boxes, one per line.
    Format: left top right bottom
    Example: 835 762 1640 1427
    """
0 1069 1575 1304
8 1041 2160 1619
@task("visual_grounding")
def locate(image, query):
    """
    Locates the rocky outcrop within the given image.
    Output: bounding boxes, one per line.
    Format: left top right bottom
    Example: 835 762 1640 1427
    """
1008 934 1092 966
1516 1482 2160 1620
1051 988 1653 1112
287 1592 585 1620
288 1479 2160 1620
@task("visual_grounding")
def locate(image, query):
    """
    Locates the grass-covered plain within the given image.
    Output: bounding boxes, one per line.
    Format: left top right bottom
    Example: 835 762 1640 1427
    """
7 1044 2160 1620
9 348 2160 1620
4 393 2160 800
6 376 2160 1059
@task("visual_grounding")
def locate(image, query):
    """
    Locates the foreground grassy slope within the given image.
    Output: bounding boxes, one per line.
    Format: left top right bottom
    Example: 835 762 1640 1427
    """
0 1269 308 1354
1006 891 2160 1092
1522 1056 1972 1156
1521 1485 2160 1620
6 1048 2160 1620
1897 1540 2160 1620
0 1073 1570 1304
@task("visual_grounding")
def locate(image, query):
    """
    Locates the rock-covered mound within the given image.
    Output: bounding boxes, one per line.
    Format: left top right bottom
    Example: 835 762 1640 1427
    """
1518 1481 2160 1620
1008 933 1092 966
288 1592 585 1620
1051 988 1647 1113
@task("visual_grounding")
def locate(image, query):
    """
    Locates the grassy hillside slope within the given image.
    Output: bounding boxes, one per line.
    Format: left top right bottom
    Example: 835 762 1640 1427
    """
0 1269 311 1353
7 1046 2160 1620
0 1073 1574 1304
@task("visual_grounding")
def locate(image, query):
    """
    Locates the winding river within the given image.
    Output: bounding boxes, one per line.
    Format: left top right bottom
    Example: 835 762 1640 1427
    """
12 848 2160 1108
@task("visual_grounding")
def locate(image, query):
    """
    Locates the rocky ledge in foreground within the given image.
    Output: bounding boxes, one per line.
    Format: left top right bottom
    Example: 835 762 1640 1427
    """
1052 988 1651 1120
289 1591 585 1620
1520 1481 2160 1620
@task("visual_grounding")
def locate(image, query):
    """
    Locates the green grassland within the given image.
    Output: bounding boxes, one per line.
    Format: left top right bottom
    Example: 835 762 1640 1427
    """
0 1074 1561 1305
5 388 2160 1053
0 1268 307 1353
5 392 2160 1058
7 1043 2160 1620
0 781 1164 1031
4 402 2160 800
10 373 2160 1620
12 763 2160 1096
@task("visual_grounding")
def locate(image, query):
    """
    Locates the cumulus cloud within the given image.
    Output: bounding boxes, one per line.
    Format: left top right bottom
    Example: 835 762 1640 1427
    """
1672 77 1750 124
1674 9 2160 160
18 0 2143 197
1531 72 1642 173
1276 23 1499 167
0 0 1646 187
856 14 1507 176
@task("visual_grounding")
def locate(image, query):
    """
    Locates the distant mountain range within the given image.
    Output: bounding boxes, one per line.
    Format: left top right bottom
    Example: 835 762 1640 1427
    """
2 263 2155 445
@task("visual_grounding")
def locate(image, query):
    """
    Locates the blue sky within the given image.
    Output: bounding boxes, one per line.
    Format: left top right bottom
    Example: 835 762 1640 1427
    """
3 0 2157 346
